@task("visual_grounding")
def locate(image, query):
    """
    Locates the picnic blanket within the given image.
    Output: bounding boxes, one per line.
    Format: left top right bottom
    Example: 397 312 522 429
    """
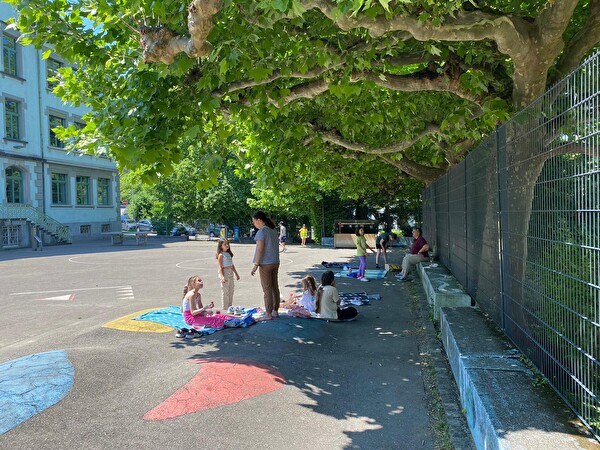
321 261 358 269
338 292 382 307
334 269 388 279
133 306 221 336
310 314 357 322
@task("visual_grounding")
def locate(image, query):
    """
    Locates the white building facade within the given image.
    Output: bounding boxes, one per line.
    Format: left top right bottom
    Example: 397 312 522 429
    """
1 4 120 248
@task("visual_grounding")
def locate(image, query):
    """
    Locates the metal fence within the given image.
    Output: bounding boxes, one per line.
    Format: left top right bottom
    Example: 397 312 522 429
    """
423 51 600 439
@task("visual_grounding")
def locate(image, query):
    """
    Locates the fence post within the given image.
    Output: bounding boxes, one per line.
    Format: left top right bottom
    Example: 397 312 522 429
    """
496 125 508 332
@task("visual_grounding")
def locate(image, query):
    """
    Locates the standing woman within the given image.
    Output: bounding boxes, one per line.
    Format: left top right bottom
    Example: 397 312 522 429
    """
250 211 281 320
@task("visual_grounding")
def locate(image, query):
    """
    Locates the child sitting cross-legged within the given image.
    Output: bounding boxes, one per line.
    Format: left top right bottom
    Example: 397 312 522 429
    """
280 275 318 318
315 270 358 321
182 275 236 330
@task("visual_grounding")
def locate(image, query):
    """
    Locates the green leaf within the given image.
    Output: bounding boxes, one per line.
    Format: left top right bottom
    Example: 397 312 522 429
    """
429 44 442 56
249 67 270 81
219 58 228 76
272 0 288 12
290 0 307 16
377 0 391 13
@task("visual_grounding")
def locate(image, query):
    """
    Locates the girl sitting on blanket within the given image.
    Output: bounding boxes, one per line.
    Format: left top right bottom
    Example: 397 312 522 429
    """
182 275 235 329
315 271 358 321
281 275 318 318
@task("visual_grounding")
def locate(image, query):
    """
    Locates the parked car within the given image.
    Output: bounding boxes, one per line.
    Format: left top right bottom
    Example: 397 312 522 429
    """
121 218 137 231
171 224 196 236
136 220 154 232
208 223 226 237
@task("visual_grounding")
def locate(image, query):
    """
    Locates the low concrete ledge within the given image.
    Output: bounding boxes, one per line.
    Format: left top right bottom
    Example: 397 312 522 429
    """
417 262 471 321
440 307 596 450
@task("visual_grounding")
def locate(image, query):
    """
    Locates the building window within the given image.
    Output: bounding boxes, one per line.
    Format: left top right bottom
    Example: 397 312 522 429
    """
47 58 63 90
2 225 21 246
51 173 68 205
4 99 20 140
70 121 86 153
5 166 23 203
97 177 110 206
80 224 91 234
49 114 66 148
2 34 18 76
101 223 111 233
76 176 90 205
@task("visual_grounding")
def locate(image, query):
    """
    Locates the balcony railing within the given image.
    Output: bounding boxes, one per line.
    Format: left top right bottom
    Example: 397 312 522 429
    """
0 204 71 244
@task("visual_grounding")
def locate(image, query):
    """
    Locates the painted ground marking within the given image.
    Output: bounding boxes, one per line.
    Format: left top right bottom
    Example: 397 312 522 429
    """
102 309 173 333
0 351 74 435
144 358 285 420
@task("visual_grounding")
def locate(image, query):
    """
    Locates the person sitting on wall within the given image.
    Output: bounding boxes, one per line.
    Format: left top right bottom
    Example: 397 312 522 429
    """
396 227 429 282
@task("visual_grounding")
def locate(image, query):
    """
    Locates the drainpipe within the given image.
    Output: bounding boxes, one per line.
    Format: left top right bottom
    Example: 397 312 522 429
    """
36 48 46 214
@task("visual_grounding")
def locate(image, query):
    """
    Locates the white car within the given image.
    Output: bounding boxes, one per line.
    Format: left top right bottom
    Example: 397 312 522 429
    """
121 218 137 231
136 220 153 232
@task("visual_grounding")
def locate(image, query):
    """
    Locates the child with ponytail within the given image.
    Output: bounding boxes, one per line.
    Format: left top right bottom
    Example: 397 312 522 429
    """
315 270 358 321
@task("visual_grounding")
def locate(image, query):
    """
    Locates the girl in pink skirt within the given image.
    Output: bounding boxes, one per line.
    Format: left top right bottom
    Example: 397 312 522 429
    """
182 275 234 329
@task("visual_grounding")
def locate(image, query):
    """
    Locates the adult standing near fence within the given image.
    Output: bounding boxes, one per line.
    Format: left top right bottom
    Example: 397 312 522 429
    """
251 211 281 320
396 227 429 282
375 231 397 268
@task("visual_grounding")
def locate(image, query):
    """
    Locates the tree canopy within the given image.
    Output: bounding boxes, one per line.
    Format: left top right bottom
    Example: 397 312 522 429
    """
8 0 600 201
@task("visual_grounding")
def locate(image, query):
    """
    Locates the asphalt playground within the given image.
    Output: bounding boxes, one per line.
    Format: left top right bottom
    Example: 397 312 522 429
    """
0 237 472 449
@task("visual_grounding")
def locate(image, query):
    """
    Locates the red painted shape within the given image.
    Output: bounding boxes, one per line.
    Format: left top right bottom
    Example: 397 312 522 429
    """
144 358 285 421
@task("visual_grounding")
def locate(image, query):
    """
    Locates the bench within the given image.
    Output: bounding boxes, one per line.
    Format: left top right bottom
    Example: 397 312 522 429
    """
133 231 149 245
417 261 471 321
102 231 124 245
102 231 148 245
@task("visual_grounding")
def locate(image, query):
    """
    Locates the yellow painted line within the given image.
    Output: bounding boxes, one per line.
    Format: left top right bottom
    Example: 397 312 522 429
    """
102 308 174 333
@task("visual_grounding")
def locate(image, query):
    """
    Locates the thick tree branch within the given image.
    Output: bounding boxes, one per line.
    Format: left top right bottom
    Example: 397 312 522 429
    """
227 67 486 111
271 79 330 105
313 123 447 183
320 125 440 155
302 1 526 53
382 54 438 67
441 139 474 165
215 66 334 97
215 39 375 97
378 154 446 185
237 79 331 106
554 0 600 78
140 0 222 64
301 0 583 107
354 70 484 110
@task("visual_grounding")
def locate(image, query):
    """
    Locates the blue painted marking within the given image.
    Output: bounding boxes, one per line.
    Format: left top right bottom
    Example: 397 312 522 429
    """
0 350 74 435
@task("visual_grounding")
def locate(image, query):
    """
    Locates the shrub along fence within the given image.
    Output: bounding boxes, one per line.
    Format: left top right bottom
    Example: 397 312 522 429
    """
423 50 599 439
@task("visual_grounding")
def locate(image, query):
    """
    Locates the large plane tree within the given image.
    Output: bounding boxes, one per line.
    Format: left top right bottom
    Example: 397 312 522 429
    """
7 0 600 198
